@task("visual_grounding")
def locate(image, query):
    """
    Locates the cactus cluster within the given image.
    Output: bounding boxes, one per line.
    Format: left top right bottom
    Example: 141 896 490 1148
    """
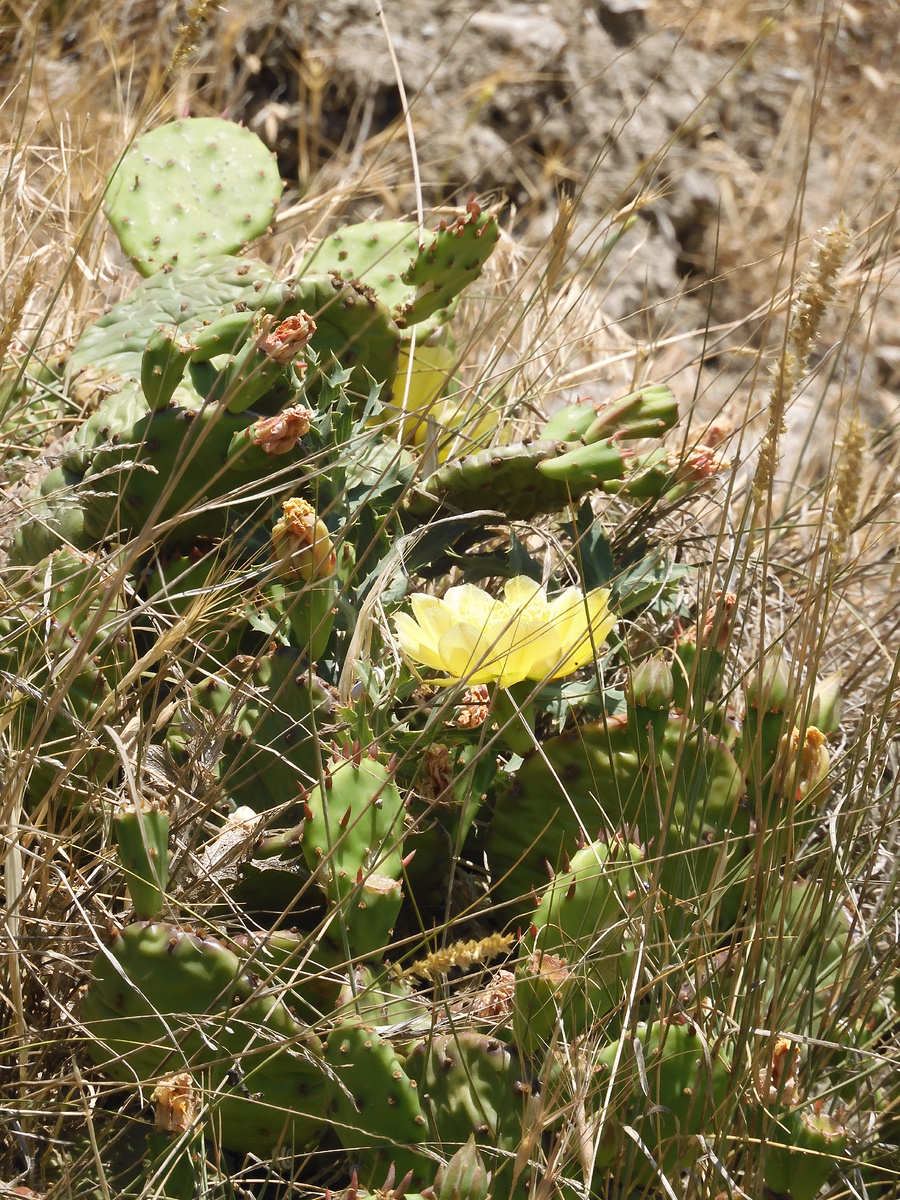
6 114 886 1200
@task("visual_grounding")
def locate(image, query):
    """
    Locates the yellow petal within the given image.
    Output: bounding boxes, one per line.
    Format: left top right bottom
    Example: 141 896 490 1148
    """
410 593 457 645
503 575 546 611
437 620 486 679
393 612 446 672
444 583 499 626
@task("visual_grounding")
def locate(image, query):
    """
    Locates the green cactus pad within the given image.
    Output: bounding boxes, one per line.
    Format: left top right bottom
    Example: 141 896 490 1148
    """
324 1020 427 1178
302 203 499 340
305 220 422 317
105 118 282 276
402 438 599 522
763 1107 848 1200
406 1030 539 1196
595 1017 731 1187
141 324 196 411
535 437 627 488
293 273 400 400
396 203 500 330
301 748 406 957
487 713 746 918
68 256 293 391
82 921 332 1156
113 801 170 919
75 394 313 547
9 463 93 564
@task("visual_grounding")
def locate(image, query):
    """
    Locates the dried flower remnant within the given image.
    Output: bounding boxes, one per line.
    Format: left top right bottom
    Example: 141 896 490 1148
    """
394 577 616 687
668 443 731 487
151 1071 201 1133
255 312 317 364
758 1037 801 1107
419 743 455 805
468 969 517 1023
453 683 491 729
775 725 830 806
249 405 313 456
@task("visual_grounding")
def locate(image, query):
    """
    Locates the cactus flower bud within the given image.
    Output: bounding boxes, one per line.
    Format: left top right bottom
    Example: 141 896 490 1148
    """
272 498 336 583
630 654 675 712
746 650 793 714
433 1135 490 1200
808 672 842 735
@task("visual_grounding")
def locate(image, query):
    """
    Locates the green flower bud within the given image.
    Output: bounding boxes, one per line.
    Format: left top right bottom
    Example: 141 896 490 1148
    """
433 1135 490 1200
746 650 793 714
808 672 842 735
630 653 675 712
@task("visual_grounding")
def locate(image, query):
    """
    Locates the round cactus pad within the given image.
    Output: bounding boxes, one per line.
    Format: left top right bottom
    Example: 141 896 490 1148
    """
105 118 283 276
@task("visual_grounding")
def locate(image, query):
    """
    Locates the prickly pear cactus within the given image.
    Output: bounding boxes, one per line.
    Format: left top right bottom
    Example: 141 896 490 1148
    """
402 385 678 521
487 712 747 919
324 1019 427 1181
104 117 283 276
514 838 649 1058
763 1106 849 1200
405 1030 539 1200
303 201 500 339
594 1017 731 1189
301 746 407 959
81 921 333 1156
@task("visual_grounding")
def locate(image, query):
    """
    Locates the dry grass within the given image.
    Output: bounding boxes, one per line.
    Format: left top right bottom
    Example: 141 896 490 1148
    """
2 1 900 1198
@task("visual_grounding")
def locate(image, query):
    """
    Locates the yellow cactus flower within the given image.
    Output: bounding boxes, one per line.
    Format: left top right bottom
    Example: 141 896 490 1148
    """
393 576 616 687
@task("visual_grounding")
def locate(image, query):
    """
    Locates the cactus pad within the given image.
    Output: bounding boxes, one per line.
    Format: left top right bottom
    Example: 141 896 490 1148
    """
487 713 746 915
104 118 282 276
303 202 499 339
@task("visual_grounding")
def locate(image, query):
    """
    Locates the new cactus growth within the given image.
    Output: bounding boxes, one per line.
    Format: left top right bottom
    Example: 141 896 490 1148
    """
301 745 406 959
113 800 170 919
404 385 678 521
141 326 196 412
